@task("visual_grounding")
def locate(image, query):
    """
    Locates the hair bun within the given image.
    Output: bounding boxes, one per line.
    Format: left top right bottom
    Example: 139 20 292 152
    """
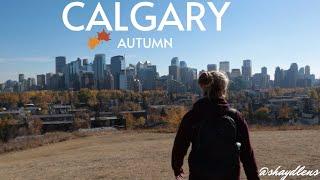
198 72 213 86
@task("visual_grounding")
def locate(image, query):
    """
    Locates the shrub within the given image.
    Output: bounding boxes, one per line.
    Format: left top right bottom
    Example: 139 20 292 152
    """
165 106 188 128
73 112 90 130
0 119 17 142
28 118 43 135
254 107 271 122
124 114 146 129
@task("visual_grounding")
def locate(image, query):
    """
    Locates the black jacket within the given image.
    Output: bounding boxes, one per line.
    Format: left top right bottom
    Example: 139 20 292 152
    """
171 97 260 180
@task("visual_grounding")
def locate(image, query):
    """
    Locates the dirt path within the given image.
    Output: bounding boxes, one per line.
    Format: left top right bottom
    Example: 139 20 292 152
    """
0 130 319 180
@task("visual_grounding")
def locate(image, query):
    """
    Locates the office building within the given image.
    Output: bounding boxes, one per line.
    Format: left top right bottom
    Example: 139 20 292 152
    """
36 74 46 89
93 54 106 89
55 56 66 74
169 57 180 81
207 64 217 71
111 55 126 89
242 59 252 81
219 61 230 73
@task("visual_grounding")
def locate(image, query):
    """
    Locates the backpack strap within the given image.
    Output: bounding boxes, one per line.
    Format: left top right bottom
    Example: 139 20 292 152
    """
226 108 241 146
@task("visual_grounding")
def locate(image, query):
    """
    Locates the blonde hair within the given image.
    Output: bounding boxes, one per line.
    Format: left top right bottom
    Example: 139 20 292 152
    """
198 71 229 100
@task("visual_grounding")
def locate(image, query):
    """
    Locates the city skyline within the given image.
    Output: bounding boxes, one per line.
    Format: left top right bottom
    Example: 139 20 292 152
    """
0 54 316 91
1 0 320 82
0 55 317 84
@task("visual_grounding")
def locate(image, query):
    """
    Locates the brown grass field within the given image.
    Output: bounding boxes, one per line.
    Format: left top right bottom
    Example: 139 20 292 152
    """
0 130 319 180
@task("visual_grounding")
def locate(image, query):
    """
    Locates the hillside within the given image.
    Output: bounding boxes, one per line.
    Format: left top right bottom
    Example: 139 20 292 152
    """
0 130 319 179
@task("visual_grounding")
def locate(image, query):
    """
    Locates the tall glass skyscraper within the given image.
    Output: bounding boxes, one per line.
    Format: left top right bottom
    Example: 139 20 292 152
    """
93 54 106 89
242 59 252 81
111 55 126 90
55 56 66 74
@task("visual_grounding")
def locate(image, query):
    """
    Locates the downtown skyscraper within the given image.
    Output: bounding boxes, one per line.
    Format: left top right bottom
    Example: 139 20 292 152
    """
93 54 106 89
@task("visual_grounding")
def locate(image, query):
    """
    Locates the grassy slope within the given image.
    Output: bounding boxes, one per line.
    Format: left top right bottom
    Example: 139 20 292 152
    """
0 130 319 180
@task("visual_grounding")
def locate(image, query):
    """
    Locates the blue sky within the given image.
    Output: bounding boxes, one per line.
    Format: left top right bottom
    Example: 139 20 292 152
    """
0 0 320 83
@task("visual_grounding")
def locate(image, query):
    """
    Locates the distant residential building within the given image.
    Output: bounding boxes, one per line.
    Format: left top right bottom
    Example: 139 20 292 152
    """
55 56 66 74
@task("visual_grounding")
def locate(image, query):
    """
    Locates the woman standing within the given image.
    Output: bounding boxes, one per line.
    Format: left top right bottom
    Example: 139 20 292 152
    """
171 71 259 180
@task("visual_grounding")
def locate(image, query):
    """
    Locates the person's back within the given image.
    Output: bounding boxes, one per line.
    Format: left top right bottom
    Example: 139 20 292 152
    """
171 71 260 180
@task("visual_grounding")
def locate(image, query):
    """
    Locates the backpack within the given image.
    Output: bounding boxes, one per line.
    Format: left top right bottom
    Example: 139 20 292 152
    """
189 108 241 179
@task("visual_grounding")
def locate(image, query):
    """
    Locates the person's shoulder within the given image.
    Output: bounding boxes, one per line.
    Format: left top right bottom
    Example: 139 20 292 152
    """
194 97 211 107
228 108 246 123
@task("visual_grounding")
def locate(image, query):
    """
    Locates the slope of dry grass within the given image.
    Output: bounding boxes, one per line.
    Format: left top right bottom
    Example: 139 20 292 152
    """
0 130 319 180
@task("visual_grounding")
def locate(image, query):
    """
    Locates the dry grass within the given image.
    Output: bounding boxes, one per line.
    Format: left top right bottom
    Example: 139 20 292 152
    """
0 130 319 180
0 132 75 154
249 124 320 131
0 128 118 154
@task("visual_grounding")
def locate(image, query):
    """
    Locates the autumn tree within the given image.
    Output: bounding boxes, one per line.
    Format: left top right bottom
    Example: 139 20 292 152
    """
0 93 19 109
254 107 271 123
78 89 97 108
165 106 187 128
278 104 291 122
123 114 145 129
30 91 54 113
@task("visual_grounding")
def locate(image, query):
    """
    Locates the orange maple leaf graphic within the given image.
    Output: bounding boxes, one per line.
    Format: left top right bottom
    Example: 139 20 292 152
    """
88 37 100 49
97 29 111 42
